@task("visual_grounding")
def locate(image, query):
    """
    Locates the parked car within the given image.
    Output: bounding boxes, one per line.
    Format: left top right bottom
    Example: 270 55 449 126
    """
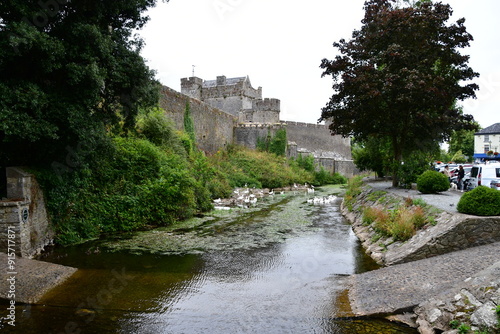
449 165 472 178
468 164 500 189
490 179 500 190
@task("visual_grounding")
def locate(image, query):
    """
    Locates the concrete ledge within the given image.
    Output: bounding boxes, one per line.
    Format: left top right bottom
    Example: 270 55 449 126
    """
343 183 500 265
0 252 77 304
348 242 500 317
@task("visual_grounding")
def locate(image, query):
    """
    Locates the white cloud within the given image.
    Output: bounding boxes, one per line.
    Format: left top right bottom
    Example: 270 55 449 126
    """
139 0 500 128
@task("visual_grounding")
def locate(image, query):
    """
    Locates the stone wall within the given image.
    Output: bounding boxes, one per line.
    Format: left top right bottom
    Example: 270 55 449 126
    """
415 260 500 333
343 183 500 266
234 123 286 150
285 121 352 160
0 167 53 258
160 84 358 177
160 86 238 153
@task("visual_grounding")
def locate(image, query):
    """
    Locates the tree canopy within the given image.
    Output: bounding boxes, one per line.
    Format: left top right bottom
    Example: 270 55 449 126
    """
0 0 163 166
319 0 479 186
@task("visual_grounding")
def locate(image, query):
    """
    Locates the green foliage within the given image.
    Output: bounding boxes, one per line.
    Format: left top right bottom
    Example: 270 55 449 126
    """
256 128 287 156
208 146 314 189
314 169 347 186
352 137 391 177
398 151 436 189
417 170 450 194
295 153 316 172
36 135 210 245
449 127 477 160
136 107 181 152
457 186 500 216
320 0 479 186
451 150 467 164
450 320 460 329
457 323 471 334
0 0 160 167
370 205 429 241
362 206 382 225
183 100 196 143
269 128 287 156
344 175 365 211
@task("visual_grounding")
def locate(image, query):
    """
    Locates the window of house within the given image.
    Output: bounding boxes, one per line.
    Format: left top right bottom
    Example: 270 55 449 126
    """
484 134 490 142
484 145 490 153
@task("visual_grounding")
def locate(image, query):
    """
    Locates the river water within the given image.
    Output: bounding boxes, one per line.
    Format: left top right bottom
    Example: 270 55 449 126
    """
1 186 417 333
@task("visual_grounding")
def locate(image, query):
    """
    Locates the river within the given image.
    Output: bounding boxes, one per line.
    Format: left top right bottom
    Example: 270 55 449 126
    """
0 185 417 333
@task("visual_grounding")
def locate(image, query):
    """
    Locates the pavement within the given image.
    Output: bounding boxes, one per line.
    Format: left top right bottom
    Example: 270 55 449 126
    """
0 253 77 304
348 241 500 316
348 178 500 317
365 179 462 213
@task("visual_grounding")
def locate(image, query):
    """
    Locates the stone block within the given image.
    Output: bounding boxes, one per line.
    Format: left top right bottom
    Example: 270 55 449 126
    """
470 301 498 328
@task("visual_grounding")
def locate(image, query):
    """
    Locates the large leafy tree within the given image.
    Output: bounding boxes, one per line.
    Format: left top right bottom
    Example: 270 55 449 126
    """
448 127 476 160
320 0 479 186
0 0 162 166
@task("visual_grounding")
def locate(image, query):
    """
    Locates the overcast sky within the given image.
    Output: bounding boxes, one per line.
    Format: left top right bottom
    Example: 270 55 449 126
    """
138 0 500 130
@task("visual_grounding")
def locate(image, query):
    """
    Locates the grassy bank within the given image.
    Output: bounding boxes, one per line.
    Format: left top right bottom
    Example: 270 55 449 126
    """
34 108 346 246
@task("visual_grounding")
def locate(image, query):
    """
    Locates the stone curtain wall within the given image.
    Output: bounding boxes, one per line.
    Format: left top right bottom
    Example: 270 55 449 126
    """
160 85 358 177
285 121 352 160
0 167 53 258
160 86 238 153
234 124 286 150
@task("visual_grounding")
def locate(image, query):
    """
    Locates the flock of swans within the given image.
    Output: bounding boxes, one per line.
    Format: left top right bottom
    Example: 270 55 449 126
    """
213 183 338 210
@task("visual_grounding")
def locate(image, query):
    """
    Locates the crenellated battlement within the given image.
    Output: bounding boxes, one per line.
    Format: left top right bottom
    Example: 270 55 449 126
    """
180 75 272 120
168 74 355 176
252 98 280 112
180 76 203 100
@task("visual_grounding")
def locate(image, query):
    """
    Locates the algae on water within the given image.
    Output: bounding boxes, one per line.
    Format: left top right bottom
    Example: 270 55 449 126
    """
101 185 343 255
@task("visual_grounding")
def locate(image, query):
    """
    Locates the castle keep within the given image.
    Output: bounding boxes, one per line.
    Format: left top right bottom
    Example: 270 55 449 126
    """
181 75 280 124
161 75 356 177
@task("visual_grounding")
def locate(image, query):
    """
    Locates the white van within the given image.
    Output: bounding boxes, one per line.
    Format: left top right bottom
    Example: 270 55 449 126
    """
469 164 500 189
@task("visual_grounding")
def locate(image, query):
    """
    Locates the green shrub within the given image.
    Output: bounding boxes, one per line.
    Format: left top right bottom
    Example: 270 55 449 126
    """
269 128 287 156
416 170 450 194
36 135 212 245
295 153 315 172
329 172 348 185
457 186 500 216
256 128 287 156
136 107 180 150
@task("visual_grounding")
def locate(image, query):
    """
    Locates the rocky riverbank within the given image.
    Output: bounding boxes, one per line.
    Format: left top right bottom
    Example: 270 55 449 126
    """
343 179 500 334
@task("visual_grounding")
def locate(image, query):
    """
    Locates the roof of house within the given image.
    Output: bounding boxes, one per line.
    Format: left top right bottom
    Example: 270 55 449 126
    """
476 123 500 135
202 76 248 88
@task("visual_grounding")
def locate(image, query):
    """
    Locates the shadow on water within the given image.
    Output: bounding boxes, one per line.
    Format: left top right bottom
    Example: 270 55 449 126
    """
0 186 417 333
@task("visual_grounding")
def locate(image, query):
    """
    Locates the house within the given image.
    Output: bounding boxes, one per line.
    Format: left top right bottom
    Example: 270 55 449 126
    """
473 123 500 161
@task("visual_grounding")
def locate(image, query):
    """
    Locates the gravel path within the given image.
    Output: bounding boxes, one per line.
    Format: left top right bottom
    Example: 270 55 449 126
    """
365 179 462 213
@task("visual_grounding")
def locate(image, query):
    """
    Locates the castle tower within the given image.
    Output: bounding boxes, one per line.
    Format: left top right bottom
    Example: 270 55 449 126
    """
248 98 281 124
181 77 203 100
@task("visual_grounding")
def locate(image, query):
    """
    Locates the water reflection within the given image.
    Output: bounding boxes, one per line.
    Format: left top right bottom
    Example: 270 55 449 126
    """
0 188 416 333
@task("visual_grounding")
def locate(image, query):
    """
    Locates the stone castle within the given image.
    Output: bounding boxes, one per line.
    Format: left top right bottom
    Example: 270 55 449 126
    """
160 74 356 176
181 75 280 124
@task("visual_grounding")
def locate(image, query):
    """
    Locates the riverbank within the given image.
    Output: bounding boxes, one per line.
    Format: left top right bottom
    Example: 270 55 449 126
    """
1 184 417 334
0 253 76 304
343 178 500 334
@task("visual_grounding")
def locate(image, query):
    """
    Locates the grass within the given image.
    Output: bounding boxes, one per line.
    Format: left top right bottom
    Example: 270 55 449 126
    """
353 178 441 241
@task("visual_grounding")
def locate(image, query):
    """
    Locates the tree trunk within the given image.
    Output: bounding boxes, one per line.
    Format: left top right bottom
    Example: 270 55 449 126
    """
392 137 402 188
